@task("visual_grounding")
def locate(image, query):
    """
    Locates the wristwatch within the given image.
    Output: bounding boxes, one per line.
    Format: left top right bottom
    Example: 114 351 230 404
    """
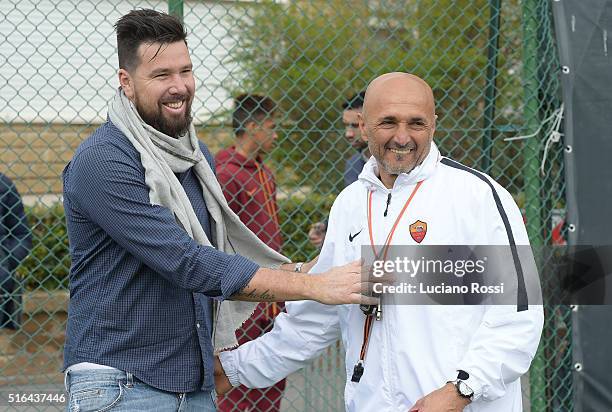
449 370 474 400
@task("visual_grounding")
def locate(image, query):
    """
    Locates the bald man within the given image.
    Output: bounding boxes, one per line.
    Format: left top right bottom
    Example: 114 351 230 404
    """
215 73 543 412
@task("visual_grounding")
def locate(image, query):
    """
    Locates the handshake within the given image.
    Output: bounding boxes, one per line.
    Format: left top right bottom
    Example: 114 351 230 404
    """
212 258 391 398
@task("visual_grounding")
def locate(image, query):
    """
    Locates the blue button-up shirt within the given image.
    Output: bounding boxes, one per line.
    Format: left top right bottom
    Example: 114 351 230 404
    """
62 120 259 392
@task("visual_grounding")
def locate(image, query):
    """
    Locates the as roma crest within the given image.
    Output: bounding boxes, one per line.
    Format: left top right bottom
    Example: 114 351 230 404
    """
409 220 427 243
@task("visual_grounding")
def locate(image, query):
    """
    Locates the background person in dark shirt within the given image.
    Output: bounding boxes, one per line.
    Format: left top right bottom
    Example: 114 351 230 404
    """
341 91 370 187
308 92 369 249
0 172 31 330
62 9 375 412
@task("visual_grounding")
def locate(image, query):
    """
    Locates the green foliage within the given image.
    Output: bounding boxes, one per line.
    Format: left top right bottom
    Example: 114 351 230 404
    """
16 204 70 290
279 193 336 262
226 1 416 194
226 0 529 194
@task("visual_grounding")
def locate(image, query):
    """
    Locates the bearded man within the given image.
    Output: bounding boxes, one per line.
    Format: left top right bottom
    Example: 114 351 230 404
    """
216 72 544 412
61 9 377 412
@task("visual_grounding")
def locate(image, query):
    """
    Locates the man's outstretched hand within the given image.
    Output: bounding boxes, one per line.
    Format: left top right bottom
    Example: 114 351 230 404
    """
214 355 232 396
233 259 382 305
310 260 381 305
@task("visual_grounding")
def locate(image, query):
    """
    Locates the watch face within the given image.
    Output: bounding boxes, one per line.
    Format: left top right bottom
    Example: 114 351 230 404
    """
458 381 473 396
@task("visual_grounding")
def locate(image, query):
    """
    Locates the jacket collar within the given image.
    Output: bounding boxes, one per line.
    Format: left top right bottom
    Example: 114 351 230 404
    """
358 141 440 192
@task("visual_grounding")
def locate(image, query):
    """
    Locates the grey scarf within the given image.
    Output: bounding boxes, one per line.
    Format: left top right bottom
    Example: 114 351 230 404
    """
108 89 290 350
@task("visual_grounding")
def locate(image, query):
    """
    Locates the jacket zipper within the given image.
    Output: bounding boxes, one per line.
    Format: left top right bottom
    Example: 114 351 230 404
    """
383 193 392 217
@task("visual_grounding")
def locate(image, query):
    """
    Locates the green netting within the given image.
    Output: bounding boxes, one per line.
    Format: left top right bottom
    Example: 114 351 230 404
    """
0 1 570 410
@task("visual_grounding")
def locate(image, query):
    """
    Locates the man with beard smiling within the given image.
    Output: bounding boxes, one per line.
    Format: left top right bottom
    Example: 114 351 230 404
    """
215 72 543 412
61 9 377 412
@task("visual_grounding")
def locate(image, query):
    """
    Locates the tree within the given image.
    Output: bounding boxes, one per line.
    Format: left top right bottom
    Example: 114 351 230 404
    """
226 0 527 194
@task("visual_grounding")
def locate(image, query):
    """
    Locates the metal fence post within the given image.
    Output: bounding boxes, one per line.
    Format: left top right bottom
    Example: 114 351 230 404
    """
481 0 501 175
168 0 183 22
522 0 546 410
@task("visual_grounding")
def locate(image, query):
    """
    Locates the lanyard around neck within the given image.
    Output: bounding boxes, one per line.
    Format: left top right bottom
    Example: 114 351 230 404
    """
367 180 424 260
353 180 424 383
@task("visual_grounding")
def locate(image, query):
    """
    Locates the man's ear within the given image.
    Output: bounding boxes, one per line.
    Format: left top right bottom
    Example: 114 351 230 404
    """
431 113 438 136
244 120 257 137
358 112 368 142
118 69 135 100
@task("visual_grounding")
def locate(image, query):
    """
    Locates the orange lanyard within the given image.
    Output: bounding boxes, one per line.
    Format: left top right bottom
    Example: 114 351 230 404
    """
352 181 424 383
367 180 424 261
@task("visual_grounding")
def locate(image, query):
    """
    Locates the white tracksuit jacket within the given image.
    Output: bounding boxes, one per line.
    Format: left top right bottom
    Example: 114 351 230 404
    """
220 142 544 412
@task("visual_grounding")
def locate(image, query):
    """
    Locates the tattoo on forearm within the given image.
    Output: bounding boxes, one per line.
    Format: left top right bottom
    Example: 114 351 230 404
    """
234 288 276 301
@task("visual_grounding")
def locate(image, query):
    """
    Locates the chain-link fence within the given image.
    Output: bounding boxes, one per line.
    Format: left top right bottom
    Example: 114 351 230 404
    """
1 0 569 410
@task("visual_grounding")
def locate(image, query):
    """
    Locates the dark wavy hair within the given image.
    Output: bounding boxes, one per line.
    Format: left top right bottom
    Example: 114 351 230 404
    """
114 9 187 72
342 91 366 110
232 94 276 137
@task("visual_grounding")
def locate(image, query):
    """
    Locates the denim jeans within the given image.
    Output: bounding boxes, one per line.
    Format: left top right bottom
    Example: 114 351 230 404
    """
65 368 216 412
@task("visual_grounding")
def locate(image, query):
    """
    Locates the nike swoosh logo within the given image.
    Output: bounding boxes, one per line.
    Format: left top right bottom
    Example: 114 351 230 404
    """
349 229 363 242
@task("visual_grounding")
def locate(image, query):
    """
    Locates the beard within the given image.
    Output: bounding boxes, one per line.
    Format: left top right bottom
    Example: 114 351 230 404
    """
136 95 193 138
370 141 420 175
381 158 415 175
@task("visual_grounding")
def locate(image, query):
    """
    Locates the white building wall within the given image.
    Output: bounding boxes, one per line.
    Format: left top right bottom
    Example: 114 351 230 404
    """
0 0 241 123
